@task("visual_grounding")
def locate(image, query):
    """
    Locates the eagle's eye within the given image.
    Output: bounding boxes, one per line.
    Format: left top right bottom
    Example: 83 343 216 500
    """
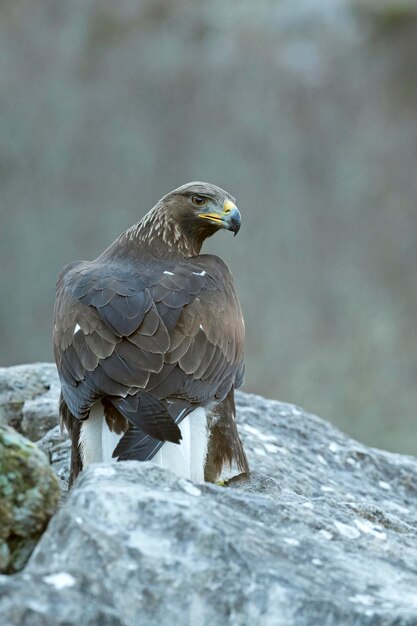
191 194 208 207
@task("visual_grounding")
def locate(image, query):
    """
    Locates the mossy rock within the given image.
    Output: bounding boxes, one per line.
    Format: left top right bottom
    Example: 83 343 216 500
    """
0 425 60 573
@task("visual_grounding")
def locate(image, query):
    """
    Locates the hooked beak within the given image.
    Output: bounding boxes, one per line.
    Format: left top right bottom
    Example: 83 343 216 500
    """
198 199 241 235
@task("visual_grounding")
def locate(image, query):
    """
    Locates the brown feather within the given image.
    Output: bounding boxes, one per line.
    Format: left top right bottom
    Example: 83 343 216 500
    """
102 398 129 435
59 393 82 487
205 390 249 482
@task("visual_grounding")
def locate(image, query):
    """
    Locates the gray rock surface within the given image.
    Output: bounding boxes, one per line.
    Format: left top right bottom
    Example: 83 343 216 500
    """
0 363 417 625
0 363 60 439
0 425 60 574
37 425 71 485
21 392 60 442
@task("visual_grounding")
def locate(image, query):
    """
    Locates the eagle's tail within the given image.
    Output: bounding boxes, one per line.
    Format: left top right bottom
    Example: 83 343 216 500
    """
112 405 208 482
72 398 209 483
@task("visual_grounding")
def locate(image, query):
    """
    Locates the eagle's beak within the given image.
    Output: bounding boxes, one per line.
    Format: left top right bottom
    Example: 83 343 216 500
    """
198 200 241 235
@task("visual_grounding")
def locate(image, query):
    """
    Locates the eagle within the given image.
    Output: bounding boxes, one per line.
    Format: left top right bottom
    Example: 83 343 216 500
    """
53 182 248 486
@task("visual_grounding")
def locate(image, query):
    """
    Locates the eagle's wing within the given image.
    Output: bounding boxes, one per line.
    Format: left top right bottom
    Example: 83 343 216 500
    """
54 259 180 444
54 254 245 465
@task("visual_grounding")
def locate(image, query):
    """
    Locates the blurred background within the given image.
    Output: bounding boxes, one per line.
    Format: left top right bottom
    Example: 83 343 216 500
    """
1 0 417 455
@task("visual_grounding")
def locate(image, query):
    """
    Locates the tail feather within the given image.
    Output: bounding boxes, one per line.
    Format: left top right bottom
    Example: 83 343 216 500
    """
111 396 192 461
114 407 208 482
109 393 182 443
112 426 164 461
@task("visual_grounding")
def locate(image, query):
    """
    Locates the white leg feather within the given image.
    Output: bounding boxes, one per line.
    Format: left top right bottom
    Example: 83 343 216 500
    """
102 422 123 464
188 407 209 482
153 407 208 481
79 402 104 466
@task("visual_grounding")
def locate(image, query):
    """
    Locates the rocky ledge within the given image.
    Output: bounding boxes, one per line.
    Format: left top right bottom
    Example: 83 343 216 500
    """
0 363 417 625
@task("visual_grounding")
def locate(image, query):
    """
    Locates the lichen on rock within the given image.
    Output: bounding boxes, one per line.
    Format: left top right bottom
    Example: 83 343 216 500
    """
0 425 60 573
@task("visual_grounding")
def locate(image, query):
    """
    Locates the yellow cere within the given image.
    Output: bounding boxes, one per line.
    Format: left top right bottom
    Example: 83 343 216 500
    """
223 200 236 214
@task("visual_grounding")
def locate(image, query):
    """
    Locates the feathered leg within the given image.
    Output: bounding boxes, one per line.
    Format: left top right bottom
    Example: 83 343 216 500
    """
204 390 249 482
59 393 82 487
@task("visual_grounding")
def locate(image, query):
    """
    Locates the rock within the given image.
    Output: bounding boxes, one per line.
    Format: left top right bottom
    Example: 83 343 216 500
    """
0 425 60 574
236 392 417 523
0 363 60 439
0 363 70 486
37 425 71 486
21 392 60 442
1 367 417 624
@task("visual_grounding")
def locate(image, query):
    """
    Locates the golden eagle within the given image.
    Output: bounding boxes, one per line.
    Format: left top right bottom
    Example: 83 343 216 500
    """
53 182 248 485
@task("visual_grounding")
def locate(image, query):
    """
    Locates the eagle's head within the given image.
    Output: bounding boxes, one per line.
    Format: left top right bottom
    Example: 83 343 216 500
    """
163 181 241 236
131 182 241 257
